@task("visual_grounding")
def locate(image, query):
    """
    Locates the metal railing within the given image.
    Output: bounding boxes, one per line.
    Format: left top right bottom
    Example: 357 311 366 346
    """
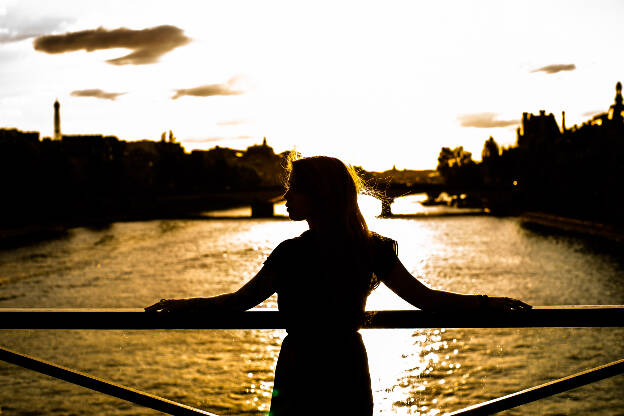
447 357 624 415
0 345 216 416
2 306 624 415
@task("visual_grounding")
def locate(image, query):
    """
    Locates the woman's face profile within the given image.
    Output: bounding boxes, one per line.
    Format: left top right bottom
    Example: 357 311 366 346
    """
284 187 312 221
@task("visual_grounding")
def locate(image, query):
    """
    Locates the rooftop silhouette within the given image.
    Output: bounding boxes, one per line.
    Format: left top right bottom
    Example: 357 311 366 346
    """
1 82 622 231
436 82 624 225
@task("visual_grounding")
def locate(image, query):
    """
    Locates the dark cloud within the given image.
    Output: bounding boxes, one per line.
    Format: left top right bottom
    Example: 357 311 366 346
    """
33 25 191 65
172 77 243 99
531 64 576 74
458 112 520 128
0 9 73 43
71 89 126 100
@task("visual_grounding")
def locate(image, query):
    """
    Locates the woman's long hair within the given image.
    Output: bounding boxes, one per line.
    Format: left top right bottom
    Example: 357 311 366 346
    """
286 156 379 293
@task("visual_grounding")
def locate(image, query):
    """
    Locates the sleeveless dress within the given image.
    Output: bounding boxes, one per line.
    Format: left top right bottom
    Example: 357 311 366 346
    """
263 230 398 415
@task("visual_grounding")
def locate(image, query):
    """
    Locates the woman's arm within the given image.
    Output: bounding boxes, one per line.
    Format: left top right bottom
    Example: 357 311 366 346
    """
145 265 278 313
381 260 531 311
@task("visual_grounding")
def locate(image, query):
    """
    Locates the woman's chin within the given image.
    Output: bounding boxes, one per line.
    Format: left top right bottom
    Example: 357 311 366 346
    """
288 212 305 221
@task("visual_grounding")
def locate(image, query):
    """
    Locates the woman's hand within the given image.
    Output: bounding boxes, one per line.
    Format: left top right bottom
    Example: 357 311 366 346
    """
145 298 192 313
482 296 532 311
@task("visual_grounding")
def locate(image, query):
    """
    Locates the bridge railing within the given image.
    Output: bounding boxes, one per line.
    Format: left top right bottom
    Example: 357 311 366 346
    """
1 306 623 415
3 305 623 329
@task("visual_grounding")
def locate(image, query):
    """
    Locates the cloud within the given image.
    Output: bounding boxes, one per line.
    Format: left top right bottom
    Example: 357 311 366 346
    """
183 136 253 143
216 119 249 126
0 12 73 43
531 64 576 74
71 89 126 100
172 77 244 99
0 4 74 43
458 112 520 128
33 25 191 65
582 110 604 117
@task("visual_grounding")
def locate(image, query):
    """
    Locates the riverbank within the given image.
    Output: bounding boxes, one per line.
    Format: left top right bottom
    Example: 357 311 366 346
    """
0 195 265 248
520 212 624 244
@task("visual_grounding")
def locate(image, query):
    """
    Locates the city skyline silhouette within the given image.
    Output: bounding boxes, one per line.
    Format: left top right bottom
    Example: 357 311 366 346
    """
1 80 622 234
1 5 623 414
1 1 623 170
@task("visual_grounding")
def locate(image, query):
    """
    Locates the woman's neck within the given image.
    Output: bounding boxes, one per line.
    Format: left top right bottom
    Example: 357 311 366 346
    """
305 218 344 239
306 218 320 232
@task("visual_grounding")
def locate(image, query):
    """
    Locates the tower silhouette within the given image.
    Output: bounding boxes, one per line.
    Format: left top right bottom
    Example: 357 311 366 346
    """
54 99 61 140
608 81 623 121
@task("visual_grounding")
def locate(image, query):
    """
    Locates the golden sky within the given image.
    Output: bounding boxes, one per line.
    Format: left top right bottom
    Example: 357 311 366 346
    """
1 0 623 170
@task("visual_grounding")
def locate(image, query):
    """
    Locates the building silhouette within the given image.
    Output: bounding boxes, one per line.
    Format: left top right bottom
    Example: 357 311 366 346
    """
511 82 623 223
517 82 624 149
516 110 561 151
609 81 624 122
53 99 61 140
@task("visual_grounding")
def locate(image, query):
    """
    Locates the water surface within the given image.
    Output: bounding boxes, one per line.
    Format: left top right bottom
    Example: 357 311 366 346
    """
1 197 623 415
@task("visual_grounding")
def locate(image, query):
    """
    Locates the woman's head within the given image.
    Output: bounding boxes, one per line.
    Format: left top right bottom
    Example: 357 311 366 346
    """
285 155 378 295
284 156 369 239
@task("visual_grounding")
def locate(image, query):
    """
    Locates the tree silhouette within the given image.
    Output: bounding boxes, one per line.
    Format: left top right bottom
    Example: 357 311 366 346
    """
481 136 500 161
436 146 480 188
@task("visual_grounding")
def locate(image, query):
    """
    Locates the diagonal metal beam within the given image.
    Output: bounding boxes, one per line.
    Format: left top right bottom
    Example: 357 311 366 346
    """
447 358 624 415
0 346 219 416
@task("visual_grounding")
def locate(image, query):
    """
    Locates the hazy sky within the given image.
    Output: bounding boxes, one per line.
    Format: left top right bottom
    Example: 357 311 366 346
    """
1 0 623 170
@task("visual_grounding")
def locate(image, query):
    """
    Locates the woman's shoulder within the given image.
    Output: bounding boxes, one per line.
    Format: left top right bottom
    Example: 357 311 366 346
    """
369 231 398 252
278 230 313 249
264 231 310 267
265 230 312 264
368 231 399 276
369 231 392 241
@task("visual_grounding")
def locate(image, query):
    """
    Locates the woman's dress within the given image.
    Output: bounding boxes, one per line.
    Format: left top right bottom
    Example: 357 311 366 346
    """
263 231 398 415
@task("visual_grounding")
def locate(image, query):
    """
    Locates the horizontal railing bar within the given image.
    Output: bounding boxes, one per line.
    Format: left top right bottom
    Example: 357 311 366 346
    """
446 357 624 415
1 306 623 329
0 346 218 416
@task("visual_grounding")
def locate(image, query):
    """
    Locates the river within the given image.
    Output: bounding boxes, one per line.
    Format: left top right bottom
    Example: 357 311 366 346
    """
1 195 623 415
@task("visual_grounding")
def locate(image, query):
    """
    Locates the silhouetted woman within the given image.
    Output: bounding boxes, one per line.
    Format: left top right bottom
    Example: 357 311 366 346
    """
146 156 530 415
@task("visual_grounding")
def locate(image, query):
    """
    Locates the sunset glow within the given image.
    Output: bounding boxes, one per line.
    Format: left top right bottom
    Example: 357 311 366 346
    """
1 0 623 170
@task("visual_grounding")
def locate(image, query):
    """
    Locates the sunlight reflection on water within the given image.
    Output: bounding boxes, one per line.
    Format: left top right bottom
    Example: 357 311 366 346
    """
0 204 623 415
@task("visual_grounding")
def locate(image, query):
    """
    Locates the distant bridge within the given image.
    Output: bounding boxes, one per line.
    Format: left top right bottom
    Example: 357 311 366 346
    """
162 181 492 218
158 187 285 218
368 182 492 216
